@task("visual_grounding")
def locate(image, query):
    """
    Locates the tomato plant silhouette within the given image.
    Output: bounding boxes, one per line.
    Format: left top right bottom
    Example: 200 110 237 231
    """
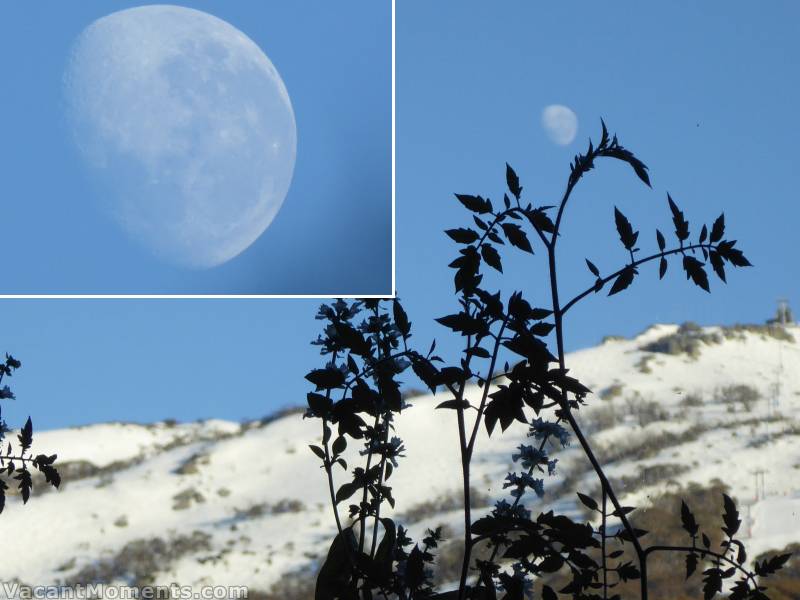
0 353 60 512
305 122 788 599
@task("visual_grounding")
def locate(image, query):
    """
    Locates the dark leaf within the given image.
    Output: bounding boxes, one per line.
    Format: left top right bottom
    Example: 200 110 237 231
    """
405 545 425 589
335 482 360 504
15 468 32 504
393 299 411 338
506 163 522 200
667 194 690 241
446 228 481 245
681 500 699 536
710 213 725 243
722 493 741 537
702 568 722 600
538 553 564 573
481 244 503 273
436 399 471 410
686 552 698 579
307 393 333 416
656 229 666 251
608 267 635 296
585 259 600 277
699 224 708 244
332 436 347 455
455 194 492 214
501 223 533 253
659 257 668 279
18 417 32 453
525 208 556 233
614 207 639 250
709 250 726 283
683 255 710 292
577 492 598 511
306 368 345 390
309 445 326 460
755 553 791 576
315 528 357 600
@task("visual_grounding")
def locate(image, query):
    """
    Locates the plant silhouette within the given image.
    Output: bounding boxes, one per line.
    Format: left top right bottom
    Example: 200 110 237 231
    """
0 353 60 511
305 121 788 599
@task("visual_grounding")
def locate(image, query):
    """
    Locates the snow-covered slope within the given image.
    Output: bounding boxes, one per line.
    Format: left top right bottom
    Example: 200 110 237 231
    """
3 323 799 592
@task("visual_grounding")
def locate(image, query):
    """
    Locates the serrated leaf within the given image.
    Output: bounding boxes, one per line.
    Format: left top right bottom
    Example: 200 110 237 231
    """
455 194 492 214
667 193 690 241
683 255 710 292
608 267 635 296
710 213 725 243
393 299 411 338
709 250 726 282
501 223 533 253
18 417 32 453
506 163 522 199
686 552 698 579
722 493 741 537
445 228 480 244
614 207 638 250
481 243 503 272
681 500 699 536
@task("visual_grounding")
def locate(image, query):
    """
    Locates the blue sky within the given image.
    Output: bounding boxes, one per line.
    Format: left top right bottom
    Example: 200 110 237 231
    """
0 1 391 294
4 2 800 431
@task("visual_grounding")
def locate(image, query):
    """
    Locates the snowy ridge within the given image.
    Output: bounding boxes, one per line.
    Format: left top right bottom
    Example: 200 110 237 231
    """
2 323 799 592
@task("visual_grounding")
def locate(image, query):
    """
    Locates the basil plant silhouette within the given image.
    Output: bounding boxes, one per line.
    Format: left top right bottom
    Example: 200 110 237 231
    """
305 122 788 600
0 353 60 511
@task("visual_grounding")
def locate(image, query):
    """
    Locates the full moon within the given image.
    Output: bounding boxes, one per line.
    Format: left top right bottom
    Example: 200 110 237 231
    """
64 5 297 268
541 104 578 146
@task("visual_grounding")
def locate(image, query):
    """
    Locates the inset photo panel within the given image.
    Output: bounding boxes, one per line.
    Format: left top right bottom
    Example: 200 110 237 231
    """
0 1 392 295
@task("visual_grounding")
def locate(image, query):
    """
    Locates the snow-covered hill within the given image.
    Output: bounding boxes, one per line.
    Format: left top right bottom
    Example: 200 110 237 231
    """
3 323 799 594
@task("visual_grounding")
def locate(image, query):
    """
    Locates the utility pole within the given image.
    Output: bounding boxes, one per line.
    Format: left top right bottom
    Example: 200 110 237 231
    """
753 468 766 501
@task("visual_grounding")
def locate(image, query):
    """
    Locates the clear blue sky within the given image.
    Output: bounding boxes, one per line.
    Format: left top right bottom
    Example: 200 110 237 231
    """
0 1 391 294
4 2 800 431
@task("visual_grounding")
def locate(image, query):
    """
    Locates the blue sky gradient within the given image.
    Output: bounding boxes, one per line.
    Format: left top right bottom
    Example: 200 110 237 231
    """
4 2 800 430
0 1 391 294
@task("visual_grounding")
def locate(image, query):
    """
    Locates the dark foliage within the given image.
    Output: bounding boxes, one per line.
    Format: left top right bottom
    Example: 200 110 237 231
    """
308 122 784 599
0 353 60 512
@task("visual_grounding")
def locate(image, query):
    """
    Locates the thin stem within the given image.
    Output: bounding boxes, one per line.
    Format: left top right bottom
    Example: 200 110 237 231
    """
369 415 391 558
456 335 473 600
644 545 756 585
551 179 577 246
547 239 648 593
322 418 343 536
560 243 712 317
466 315 509 458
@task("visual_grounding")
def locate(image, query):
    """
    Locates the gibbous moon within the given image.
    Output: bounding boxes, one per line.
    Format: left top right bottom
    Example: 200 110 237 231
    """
541 105 578 146
64 5 297 268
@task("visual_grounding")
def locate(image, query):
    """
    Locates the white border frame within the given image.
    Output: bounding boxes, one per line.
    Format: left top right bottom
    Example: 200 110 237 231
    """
4 0 396 300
